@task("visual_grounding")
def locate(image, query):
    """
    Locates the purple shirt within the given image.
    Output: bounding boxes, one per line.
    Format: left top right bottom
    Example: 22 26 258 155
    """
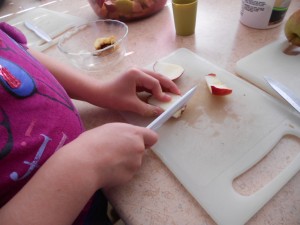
0 22 105 224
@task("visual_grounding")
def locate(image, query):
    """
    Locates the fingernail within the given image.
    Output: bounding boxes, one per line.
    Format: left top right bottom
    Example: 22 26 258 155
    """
164 93 172 101
153 107 163 116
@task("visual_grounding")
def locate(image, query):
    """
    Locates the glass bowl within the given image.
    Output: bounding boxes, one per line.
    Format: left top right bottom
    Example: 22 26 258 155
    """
88 0 167 21
57 19 128 71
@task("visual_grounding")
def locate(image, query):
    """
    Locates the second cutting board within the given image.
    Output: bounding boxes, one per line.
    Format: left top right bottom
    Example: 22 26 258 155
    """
235 38 300 111
6 8 86 51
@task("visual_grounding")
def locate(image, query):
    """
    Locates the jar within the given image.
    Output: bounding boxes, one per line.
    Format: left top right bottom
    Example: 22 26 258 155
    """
88 0 168 22
240 0 292 29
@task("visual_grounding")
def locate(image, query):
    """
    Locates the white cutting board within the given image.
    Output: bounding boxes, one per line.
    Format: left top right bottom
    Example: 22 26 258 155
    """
122 48 300 225
235 38 300 109
6 8 86 51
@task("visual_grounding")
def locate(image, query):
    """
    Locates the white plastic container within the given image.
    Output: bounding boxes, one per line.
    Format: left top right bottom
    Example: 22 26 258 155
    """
240 0 292 29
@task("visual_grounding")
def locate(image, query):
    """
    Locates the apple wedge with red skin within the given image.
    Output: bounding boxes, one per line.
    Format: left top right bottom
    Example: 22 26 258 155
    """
153 61 184 81
205 73 232 96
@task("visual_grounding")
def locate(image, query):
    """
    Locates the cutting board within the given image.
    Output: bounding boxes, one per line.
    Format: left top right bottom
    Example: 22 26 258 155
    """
235 38 300 109
6 8 86 51
122 48 300 225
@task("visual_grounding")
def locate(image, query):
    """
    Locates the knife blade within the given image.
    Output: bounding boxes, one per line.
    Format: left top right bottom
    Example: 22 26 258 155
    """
147 86 197 131
264 76 300 113
24 21 52 43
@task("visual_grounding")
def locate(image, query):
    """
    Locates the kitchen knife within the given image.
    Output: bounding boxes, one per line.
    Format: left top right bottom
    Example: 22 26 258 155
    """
147 85 197 131
24 21 52 43
264 76 300 113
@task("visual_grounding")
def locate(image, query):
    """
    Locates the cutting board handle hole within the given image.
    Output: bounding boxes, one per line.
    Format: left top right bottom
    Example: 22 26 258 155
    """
233 134 300 196
283 44 300 56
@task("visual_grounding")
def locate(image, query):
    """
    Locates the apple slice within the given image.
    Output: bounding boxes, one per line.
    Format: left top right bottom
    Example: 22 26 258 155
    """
153 61 184 81
205 73 232 96
148 93 186 118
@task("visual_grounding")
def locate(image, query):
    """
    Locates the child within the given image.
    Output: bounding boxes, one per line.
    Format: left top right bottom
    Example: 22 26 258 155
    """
0 22 180 225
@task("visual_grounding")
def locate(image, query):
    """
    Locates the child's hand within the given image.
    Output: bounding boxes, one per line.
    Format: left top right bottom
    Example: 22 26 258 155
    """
93 68 181 116
30 50 180 116
0 123 156 224
62 123 158 188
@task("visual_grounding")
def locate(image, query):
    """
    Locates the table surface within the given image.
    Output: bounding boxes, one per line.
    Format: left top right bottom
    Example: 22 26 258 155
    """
1 0 300 224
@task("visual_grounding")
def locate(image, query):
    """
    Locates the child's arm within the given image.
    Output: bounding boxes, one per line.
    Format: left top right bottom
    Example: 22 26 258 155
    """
29 49 181 116
0 123 157 225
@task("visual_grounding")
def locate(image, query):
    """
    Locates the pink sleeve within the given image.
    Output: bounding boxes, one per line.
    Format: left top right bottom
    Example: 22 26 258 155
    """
0 22 28 49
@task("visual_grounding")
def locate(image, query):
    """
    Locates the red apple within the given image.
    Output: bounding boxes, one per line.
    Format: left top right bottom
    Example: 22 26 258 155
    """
132 2 143 13
141 0 155 8
98 0 105 7
104 1 117 13
205 73 232 96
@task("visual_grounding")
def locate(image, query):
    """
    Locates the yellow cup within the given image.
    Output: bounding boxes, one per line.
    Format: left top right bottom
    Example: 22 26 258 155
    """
172 0 198 36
